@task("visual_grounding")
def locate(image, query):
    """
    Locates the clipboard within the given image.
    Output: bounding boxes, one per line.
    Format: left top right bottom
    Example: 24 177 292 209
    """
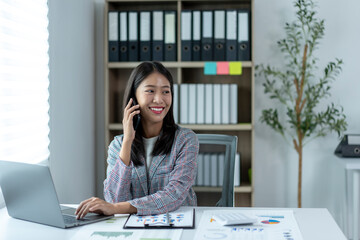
123 208 195 229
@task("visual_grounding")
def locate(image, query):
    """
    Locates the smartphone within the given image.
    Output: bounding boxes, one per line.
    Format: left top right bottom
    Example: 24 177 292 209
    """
132 98 141 131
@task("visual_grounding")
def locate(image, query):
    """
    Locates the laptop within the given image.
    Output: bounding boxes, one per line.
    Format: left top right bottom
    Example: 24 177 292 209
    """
0 160 113 228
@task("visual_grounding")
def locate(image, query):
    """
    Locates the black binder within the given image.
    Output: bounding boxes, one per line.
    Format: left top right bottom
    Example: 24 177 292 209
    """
181 10 192 61
164 11 177 61
237 9 251 61
201 10 213 61
192 10 201 61
152 11 164 61
108 11 119 62
214 10 225 61
225 10 237 61
119 11 128 62
335 134 360 158
140 11 151 61
128 11 139 62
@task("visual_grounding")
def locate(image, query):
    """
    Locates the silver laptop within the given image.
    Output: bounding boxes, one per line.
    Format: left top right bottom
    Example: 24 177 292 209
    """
0 160 113 228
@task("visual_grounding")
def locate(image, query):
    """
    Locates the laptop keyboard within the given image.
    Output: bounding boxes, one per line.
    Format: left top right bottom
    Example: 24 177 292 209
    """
63 214 87 224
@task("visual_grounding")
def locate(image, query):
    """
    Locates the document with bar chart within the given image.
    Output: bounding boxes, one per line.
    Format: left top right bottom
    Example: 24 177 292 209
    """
195 209 303 240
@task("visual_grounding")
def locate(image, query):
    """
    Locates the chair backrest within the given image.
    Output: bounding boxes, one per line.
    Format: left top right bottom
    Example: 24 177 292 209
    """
196 134 238 207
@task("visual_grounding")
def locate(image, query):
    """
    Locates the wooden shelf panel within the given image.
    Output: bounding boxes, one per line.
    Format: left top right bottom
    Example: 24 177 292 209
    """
105 0 255 206
108 61 253 69
193 184 252 193
107 0 178 2
107 0 251 4
108 123 252 131
181 124 252 131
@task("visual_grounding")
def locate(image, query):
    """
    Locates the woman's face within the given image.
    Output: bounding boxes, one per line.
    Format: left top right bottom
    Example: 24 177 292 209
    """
135 72 172 126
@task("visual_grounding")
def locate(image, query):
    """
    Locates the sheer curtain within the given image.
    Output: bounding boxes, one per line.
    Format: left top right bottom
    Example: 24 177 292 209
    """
0 0 50 207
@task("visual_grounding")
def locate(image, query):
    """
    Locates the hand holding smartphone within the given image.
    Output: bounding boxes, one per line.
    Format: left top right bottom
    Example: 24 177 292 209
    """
132 98 141 131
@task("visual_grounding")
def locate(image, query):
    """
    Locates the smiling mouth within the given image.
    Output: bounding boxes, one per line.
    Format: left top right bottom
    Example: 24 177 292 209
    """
150 107 165 114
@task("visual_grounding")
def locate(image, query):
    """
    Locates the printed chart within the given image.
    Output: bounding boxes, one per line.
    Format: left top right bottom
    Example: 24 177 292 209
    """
124 208 194 228
90 231 135 240
135 212 185 225
74 229 182 240
194 210 303 240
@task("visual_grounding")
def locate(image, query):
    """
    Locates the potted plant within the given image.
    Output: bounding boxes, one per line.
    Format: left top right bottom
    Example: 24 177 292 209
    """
256 0 347 208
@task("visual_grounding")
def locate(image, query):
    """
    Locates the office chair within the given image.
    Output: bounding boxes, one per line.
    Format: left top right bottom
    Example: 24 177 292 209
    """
196 134 238 207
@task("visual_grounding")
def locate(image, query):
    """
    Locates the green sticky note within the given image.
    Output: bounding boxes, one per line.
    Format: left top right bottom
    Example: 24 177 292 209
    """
217 62 229 75
229 62 242 75
204 62 217 75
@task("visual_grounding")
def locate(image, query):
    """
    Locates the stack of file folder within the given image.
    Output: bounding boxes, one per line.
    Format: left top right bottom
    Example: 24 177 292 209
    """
181 9 251 61
108 8 250 62
108 10 177 62
195 152 241 187
173 83 238 125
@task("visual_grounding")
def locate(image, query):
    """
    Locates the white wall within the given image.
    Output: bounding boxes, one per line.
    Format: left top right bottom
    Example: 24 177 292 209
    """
94 0 106 198
48 0 96 203
254 0 360 235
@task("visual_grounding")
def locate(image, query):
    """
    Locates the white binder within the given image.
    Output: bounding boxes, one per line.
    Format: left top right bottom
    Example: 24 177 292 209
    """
213 84 221 124
188 84 196 124
196 84 205 124
218 153 225 187
221 84 230 124
197 153 204 186
234 153 241 186
203 153 211 186
230 84 238 124
210 153 218 187
180 84 188 124
205 84 213 124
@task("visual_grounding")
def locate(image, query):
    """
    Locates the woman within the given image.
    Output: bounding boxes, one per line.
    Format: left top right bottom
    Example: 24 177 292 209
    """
76 61 199 218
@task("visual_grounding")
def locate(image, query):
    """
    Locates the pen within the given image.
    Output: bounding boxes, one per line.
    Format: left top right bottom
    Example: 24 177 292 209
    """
257 215 284 218
166 212 170 225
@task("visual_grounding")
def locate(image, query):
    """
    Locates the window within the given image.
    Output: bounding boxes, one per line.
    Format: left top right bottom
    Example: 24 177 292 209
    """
0 0 50 207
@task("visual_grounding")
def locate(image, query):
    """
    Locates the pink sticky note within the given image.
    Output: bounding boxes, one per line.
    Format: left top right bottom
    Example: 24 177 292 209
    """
217 62 229 75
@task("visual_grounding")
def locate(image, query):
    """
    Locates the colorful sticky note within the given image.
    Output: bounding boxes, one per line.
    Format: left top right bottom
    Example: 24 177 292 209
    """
217 62 229 75
229 62 242 75
204 62 217 75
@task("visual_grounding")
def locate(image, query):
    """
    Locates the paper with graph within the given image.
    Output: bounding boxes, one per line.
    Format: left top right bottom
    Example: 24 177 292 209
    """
88 229 182 240
124 207 194 228
194 209 303 240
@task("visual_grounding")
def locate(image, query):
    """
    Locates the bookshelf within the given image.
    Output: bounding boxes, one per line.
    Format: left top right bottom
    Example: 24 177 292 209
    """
104 0 254 207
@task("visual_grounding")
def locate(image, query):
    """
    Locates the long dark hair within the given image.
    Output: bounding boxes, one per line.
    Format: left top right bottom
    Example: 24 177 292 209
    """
122 61 177 166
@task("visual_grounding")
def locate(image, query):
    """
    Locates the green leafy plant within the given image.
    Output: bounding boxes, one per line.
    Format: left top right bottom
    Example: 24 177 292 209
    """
256 0 347 208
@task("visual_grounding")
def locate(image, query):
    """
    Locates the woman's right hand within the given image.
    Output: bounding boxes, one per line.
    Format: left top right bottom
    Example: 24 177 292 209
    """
122 98 140 143
119 98 140 165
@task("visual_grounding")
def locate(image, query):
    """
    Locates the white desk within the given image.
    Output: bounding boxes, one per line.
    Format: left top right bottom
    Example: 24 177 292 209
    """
0 206 346 240
336 157 360 240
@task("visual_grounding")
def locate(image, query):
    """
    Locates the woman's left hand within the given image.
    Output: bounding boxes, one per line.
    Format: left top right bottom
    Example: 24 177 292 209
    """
75 197 116 219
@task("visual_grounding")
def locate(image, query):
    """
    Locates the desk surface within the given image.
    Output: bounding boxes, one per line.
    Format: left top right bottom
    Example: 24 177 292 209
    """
0 206 346 240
